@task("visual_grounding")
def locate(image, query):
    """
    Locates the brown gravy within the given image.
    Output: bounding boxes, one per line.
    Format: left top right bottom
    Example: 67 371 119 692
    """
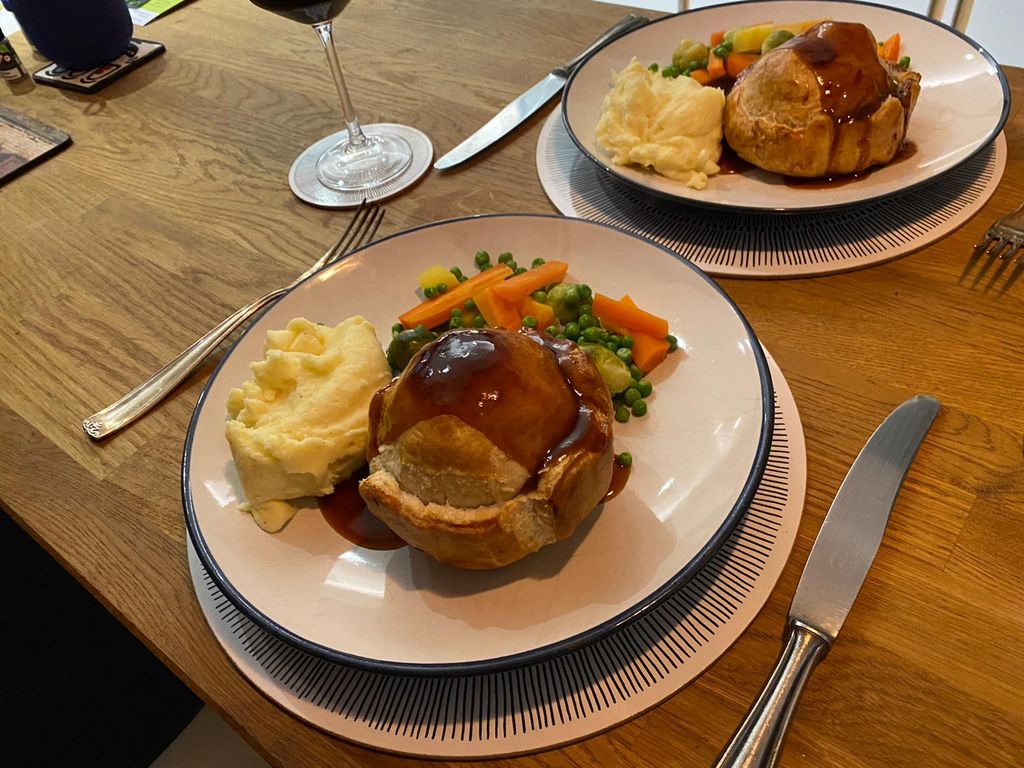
318 467 405 550
603 455 632 502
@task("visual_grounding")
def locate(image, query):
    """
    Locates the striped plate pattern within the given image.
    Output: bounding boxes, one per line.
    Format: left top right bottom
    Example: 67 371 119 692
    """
537 112 1006 279
189 351 805 759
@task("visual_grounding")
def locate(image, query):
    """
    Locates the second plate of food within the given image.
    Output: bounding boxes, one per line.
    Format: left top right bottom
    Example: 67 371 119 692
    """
561 0 1009 212
184 214 773 674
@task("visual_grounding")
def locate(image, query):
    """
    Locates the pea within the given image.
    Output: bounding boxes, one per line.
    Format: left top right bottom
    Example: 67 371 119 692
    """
617 452 633 468
474 250 490 267
577 303 592 317
712 40 732 58
391 322 404 335
899 55 911 70
606 341 618 351
624 388 641 405
415 324 427 334
564 285 580 305
616 348 633 364
631 400 648 417
457 274 468 282
666 333 679 352
629 363 644 380
522 315 538 328
473 315 486 328
424 286 438 299
450 307 462 317
578 285 593 303
498 251 514 264
578 313 597 330
464 298 476 310
451 317 466 329
648 62 659 72
620 335 634 349
532 290 548 304
564 322 581 340
609 334 623 347
437 282 449 295
581 326 604 343
544 325 559 336
637 379 653 398
615 405 631 423
531 257 546 268
514 266 528 276
449 266 464 280
556 333 567 340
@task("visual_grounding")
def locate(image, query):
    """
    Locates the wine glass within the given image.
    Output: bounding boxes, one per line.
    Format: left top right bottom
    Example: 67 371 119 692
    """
249 0 423 195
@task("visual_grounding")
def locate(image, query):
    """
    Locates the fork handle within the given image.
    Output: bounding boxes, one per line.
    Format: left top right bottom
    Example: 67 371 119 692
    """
82 286 287 440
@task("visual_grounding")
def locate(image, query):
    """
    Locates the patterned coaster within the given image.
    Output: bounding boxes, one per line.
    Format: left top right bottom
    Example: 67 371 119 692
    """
537 112 1006 278
188 350 805 759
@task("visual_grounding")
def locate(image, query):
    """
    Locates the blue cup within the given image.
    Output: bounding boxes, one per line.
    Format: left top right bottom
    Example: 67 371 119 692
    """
6 0 133 70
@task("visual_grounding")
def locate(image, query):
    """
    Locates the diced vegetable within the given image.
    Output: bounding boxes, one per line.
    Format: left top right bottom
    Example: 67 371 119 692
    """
630 332 670 373
491 260 569 302
726 52 760 78
417 264 457 292
592 294 670 338
579 344 633 394
710 30 725 46
732 22 776 53
689 68 711 85
399 263 513 329
515 295 555 329
880 33 901 62
773 18 828 36
672 39 709 71
707 51 726 80
387 325 437 371
473 286 521 331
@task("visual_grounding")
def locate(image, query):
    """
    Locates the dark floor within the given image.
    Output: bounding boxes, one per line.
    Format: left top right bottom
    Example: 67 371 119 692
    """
1 509 202 768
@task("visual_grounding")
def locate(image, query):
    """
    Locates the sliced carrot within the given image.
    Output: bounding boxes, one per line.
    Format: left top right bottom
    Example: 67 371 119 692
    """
399 263 513 329
710 30 725 46
880 32 900 62
707 51 726 80
592 294 669 339
474 285 521 331
491 260 569 303
631 332 670 373
515 296 555 329
725 52 760 78
689 68 711 86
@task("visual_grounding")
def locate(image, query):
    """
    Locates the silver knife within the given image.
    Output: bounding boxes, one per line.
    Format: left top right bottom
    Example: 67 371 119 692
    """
712 394 941 768
433 13 650 170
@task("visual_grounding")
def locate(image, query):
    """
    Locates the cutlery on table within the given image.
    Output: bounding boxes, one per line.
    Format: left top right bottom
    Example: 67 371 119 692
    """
83 202 385 441
712 395 940 768
433 13 650 170
973 200 1024 264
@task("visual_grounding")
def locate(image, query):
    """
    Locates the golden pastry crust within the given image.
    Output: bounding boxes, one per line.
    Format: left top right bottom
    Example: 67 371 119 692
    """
359 328 614 569
724 22 921 177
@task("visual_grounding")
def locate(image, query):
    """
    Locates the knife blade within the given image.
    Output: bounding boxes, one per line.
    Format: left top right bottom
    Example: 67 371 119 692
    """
712 394 940 768
433 13 650 170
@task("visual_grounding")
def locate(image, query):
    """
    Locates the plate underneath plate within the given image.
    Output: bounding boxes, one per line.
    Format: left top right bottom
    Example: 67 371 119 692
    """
189 350 804 759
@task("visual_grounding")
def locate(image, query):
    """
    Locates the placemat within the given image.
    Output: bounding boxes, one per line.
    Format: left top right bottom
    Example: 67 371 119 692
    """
188 350 805 759
537 112 1006 279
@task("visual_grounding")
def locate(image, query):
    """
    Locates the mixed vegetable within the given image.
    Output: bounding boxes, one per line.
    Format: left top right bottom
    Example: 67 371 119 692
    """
651 19 911 85
387 252 681 424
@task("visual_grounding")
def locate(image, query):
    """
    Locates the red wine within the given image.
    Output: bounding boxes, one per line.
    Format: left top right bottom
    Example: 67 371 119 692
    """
249 0 351 24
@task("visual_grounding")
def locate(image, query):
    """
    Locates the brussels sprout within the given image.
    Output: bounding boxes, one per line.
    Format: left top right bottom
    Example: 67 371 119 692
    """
579 344 632 394
544 283 582 323
671 39 710 71
761 29 795 54
386 325 437 371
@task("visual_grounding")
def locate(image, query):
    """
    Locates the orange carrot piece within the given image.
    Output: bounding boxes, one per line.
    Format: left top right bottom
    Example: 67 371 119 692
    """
515 296 555 329
689 68 711 86
710 30 725 46
474 286 521 331
880 32 900 62
399 264 512 329
491 260 569 302
725 52 760 79
707 51 726 80
631 332 670 373
592 294 669 338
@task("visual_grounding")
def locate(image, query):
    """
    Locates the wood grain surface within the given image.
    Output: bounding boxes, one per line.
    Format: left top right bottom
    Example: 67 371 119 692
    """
1 1 1022 766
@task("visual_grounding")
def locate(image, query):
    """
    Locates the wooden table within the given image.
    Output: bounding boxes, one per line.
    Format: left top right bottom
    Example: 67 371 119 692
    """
2 1 1022 765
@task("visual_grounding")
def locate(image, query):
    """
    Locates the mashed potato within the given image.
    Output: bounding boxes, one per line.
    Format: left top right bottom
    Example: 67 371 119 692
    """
226 316 390 532
595 58 725 189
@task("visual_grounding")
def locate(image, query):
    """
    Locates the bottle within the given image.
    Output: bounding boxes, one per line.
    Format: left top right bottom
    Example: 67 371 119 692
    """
0 25 28 81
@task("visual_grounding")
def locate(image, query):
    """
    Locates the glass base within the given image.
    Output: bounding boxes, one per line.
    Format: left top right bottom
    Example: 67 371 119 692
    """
315 132 413 191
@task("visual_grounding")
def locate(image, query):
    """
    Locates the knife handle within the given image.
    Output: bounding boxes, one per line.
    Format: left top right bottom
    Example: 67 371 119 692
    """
557 14 650 75
711 621 831 768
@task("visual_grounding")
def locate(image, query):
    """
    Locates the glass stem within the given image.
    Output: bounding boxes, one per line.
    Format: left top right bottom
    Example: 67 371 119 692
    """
313 21 367 149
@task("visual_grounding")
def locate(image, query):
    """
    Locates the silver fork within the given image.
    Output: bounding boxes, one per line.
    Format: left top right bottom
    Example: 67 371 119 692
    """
973 201 1024 263
83 202 385 441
